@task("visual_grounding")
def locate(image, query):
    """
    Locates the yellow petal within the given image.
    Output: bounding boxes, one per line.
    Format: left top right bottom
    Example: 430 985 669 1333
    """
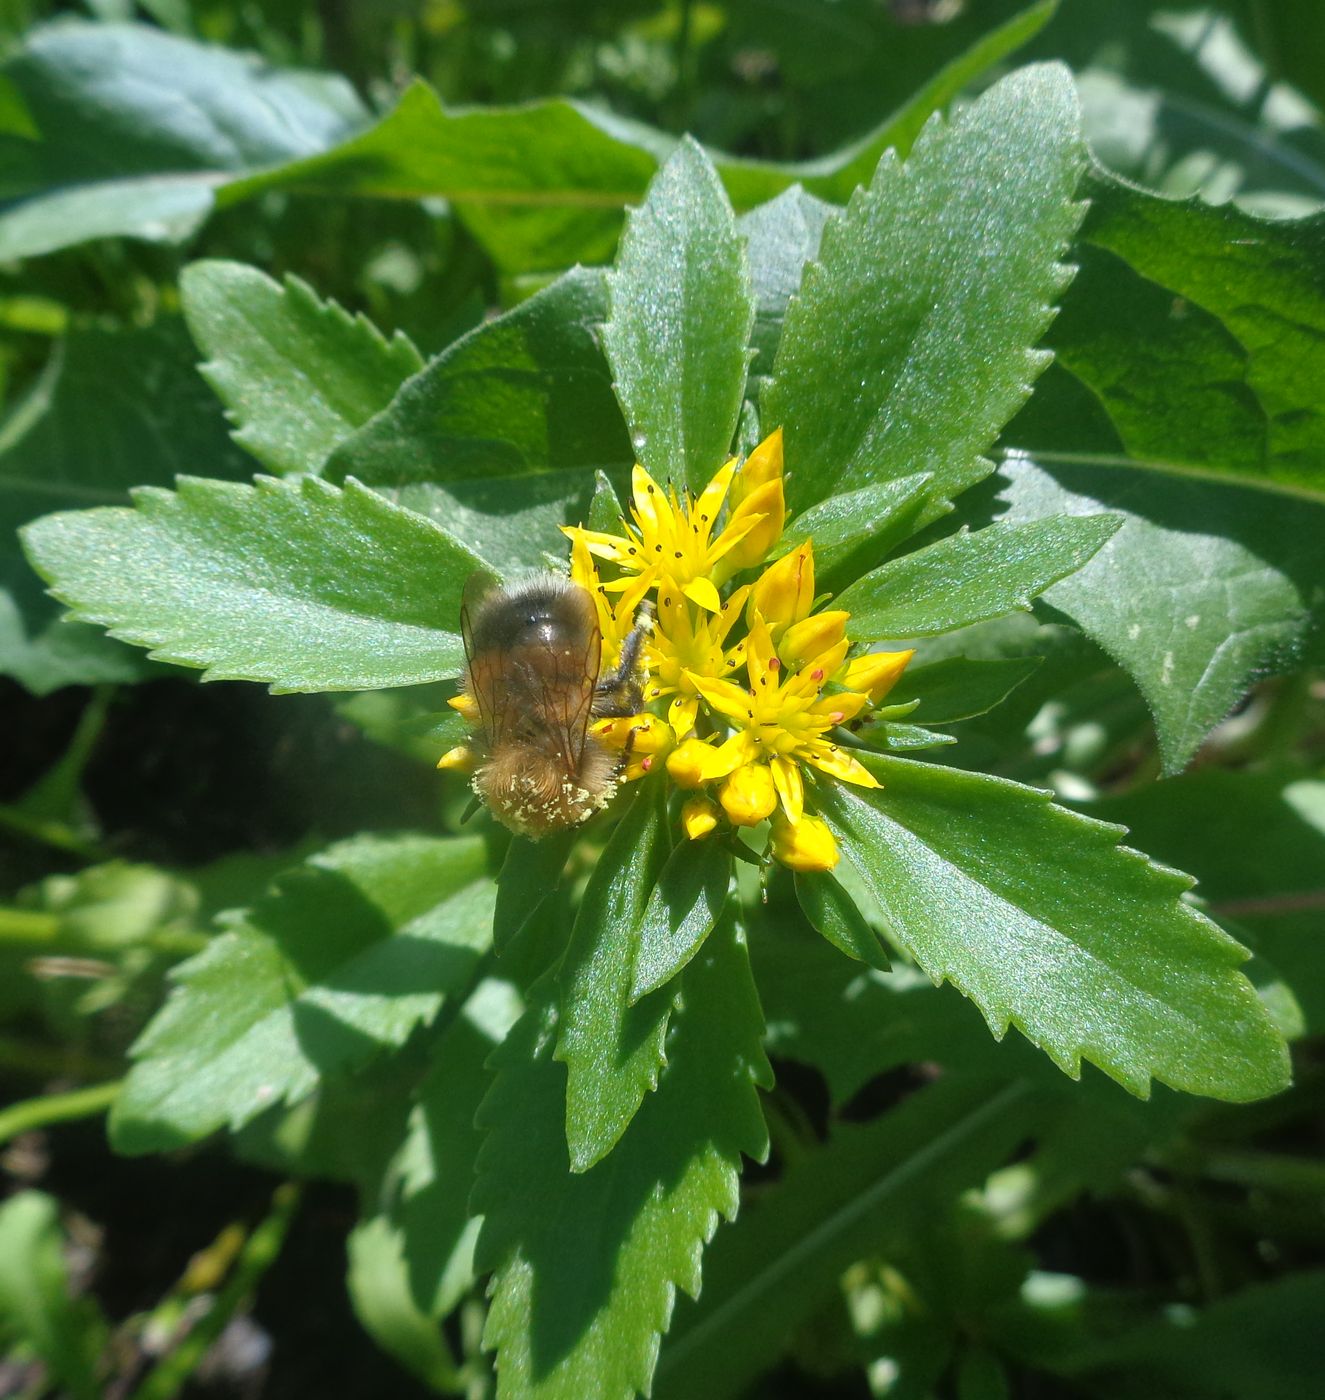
770 755 804 825
436 744 476 772
721 477 785 573
666 737 726 789
681 795 721 841
803 744 882 788
779 610 849 667
668 694 699 738
751 541 816 627
561 524 635 566
743 611 782 692
713 584 752 643
769 811 839 872
808 690 871 725
631 464 672 533
719 763 778 826
842 648 915 704
682 575 722 613
692 458 738 535
688 671 755 724
741 427 784 492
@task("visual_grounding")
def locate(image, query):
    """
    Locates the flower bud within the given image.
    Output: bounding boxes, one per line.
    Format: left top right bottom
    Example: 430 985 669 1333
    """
751 542 815 626
842 649 915 704
719 763 778 826
681 795 721 840
770 811 839 871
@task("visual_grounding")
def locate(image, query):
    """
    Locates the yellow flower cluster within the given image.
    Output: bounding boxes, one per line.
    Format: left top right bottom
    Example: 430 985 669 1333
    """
563 429 913 872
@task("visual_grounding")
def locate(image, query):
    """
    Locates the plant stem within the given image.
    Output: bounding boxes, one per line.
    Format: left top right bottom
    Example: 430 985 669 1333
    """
0 1079 122 1147
127 1183 302 1400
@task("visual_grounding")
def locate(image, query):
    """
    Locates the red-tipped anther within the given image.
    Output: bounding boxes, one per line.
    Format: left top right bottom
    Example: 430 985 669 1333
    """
811 668 825 682
768 657 780 671
641 756 653 771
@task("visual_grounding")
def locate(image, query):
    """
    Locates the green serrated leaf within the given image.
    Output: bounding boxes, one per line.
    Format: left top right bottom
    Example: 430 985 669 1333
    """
1078 166 1325 496
764 63 1087 516
110 834 494 1153
794 870 890 970
181 260 422 477
656 1078 1041 1400
836 515 1121 641
1088 771 1325 1034
346 1216 463 1393
475 919 770 1400
1 320 249 692
20 474 485 691
778 472 935 591
493 831 577 960
554 781 674 1172
389 980 520 1319
603 137 755 493
739 186 835 383
997 452 1325 772
819 755 1291 1102
886 656 1043 724
328 268 630 486
630 839 732 1003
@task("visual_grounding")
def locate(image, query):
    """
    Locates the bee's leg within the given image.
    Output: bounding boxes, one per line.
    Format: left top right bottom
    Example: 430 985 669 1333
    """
593 604 652 718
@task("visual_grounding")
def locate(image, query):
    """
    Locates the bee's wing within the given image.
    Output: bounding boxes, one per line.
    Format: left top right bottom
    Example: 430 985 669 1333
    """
551 613 601 770
460 571 504 739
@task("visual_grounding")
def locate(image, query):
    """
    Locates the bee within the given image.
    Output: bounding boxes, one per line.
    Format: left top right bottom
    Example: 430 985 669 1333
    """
458 573 648 839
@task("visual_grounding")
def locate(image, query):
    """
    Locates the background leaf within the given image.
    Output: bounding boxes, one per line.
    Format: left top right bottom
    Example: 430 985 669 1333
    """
21 474 485 690
655 1078 1042 1400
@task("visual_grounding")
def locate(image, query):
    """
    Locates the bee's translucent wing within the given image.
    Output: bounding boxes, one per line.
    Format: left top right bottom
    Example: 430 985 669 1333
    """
460 571 504 740
549 606 601 770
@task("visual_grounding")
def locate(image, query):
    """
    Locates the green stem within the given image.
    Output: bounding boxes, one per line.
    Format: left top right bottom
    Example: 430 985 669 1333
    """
128 1184 302 1400
0 907 60 942
0 1079 123 1147
1199 1148 1325 1197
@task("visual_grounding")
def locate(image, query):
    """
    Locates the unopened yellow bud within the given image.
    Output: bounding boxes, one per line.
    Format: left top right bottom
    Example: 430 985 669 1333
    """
437 745 476 773
779 610 850 667
719 764 778 826
769 811 839 872
722 478 785 573
751 542 816 627
666 737 724 789
681 795 721 840
740 427 784 491
842 648 915 704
